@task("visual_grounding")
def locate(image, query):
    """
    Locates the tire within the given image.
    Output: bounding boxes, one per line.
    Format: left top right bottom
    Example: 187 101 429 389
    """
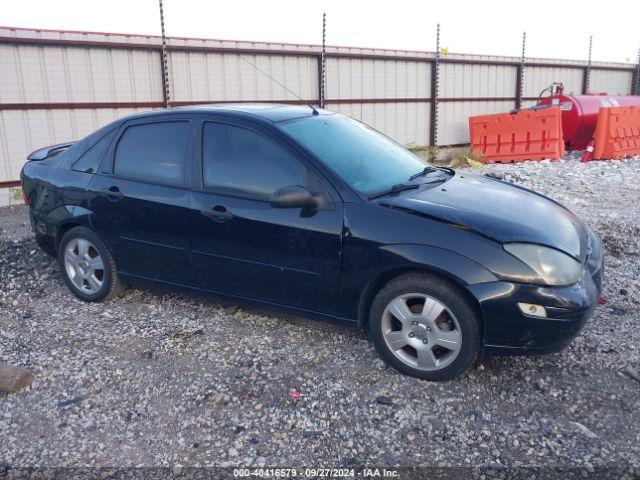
369 272 480 381
57 226 123 302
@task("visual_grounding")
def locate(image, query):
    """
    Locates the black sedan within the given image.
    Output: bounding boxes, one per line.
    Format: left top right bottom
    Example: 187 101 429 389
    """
20 104 603 381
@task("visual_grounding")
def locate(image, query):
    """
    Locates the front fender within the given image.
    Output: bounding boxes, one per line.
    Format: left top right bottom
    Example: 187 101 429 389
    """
380 244 499 285
339 241 499 322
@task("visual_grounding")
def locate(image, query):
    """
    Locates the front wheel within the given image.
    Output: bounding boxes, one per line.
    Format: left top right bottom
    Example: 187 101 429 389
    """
369 273 480 381
58 226 123 302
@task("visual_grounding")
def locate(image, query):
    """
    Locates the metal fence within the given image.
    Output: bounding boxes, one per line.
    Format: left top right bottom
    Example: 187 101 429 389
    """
1 25 638 202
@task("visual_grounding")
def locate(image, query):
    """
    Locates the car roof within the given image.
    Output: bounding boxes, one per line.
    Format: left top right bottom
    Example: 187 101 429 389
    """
123 103 332 124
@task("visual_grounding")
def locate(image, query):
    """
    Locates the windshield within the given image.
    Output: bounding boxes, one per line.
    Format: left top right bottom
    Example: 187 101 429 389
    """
279 114 433 196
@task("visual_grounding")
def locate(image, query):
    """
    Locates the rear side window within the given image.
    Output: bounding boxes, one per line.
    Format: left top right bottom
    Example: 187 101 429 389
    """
202 122 305 200
114 121 189 185
73 129 117 173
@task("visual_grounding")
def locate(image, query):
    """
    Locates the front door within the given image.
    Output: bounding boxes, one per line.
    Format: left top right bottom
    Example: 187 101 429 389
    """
189 119 343 314
89 116 194 285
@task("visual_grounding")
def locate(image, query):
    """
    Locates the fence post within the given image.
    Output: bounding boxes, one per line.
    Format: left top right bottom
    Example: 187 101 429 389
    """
582 35 593 95
158 0 170 108
319 12 327 109
515 32 526 110
429 23 440 147
634 47 640 95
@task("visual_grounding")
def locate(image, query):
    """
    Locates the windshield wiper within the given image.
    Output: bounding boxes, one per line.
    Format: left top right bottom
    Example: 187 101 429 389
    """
368 183 421 200
409 166 438 181
409 165 456 181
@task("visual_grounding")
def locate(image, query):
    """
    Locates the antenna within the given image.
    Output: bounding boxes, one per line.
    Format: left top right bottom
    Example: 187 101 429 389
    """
238 55 319 115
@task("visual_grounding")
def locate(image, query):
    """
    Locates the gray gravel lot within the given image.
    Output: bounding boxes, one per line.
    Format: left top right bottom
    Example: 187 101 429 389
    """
0 156 639 473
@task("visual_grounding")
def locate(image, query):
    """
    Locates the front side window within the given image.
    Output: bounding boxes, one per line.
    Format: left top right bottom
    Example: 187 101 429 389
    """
73 129 117 174
202 122 306 200
114 121 189 185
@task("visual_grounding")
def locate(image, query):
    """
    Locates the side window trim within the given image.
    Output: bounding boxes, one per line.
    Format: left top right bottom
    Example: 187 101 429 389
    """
103 117 193 189
197 118 335 208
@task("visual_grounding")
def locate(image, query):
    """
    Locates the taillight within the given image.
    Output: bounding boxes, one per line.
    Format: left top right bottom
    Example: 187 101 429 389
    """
22 189 29 206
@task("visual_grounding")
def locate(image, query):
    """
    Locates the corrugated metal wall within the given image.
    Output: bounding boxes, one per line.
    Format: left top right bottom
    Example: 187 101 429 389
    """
169 52 318 102
0 26 637 206
0 44 162 103
590 69 633 95
330 102 430 147
438 100 515 146
325 57 430 145
523 66 584 97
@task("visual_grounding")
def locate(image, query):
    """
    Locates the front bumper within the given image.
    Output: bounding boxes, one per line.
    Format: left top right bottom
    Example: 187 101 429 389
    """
469 233 604 356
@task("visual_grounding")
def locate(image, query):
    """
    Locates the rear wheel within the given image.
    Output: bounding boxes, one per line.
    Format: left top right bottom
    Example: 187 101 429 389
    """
369 273 480 381
58 226 123 302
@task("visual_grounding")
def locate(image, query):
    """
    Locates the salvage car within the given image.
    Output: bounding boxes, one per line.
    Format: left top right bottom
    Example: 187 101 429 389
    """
20 104 603 380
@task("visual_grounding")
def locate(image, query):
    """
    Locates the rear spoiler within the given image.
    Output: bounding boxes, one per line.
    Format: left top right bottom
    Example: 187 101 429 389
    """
27 142 76 161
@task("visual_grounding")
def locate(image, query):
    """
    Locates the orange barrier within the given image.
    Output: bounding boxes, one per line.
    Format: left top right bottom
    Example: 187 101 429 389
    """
592 106 640 160
469 107 565 163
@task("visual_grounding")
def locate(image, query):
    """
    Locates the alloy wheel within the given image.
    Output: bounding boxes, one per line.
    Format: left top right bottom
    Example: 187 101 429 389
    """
381 293 462 371
64 238 105 294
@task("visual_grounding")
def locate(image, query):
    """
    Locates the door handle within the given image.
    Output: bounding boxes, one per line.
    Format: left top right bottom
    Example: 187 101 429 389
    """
100 186 123 201
201 205 233 223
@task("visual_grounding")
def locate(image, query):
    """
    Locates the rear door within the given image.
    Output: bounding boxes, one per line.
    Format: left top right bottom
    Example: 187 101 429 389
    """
189 117 344 314
88 115 195 285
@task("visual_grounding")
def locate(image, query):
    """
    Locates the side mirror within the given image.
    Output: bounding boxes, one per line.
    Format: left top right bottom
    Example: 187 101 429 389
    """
270 185 322 210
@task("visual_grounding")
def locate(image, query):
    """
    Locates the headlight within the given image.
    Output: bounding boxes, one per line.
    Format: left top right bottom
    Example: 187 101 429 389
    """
504 243 581 286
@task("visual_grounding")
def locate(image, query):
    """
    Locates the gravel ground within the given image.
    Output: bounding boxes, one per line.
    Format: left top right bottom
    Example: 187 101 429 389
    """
1 156 639 474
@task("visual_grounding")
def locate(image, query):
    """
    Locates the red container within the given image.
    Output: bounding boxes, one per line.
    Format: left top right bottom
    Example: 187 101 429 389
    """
538 89 640 150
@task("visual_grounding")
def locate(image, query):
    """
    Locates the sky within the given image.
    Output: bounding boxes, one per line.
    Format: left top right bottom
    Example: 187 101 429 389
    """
1 0 639 64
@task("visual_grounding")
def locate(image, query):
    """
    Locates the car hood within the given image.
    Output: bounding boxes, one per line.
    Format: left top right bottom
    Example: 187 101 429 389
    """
378 172 586 259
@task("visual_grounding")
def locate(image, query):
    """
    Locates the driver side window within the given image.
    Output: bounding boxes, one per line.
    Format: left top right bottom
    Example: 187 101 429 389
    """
202 122 307 201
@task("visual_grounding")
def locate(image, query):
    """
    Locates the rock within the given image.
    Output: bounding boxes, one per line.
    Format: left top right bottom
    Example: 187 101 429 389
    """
376 395 392 406
225 305 239 315
382 453 397 466
472 409 491 422
228 447 238 457
622 367 640 383
57 395 88 408
0 363 34 393
573 421 598 439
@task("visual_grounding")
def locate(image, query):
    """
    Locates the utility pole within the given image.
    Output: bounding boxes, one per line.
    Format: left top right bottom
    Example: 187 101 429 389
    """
159 0 170 108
